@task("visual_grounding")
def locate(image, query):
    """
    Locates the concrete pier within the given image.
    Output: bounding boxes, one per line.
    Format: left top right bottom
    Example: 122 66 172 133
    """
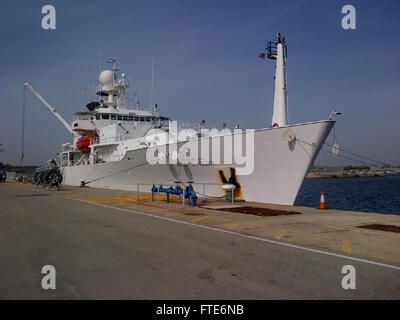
1 182 399 299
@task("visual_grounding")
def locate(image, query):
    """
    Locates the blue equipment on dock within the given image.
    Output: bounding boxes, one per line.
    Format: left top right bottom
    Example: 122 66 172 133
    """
152 184 197 207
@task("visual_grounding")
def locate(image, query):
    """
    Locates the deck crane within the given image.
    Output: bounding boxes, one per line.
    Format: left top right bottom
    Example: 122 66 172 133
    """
24 82 74 134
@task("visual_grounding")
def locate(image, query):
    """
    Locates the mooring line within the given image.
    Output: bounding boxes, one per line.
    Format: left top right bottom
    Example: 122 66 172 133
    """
297 137 395 170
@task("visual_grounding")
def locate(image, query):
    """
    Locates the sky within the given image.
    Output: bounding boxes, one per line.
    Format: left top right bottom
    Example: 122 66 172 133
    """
0 0 399 166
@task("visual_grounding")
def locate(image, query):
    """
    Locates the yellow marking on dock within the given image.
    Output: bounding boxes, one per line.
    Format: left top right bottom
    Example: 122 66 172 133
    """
329 239 352 254
189 214 236 226
164 212 181 217
76 197 120 204
75 194 185 204
312 232 399 251
113 196 139 201
274 229 289 240
225 223 242 231
341 240 352 254
192 216 211 223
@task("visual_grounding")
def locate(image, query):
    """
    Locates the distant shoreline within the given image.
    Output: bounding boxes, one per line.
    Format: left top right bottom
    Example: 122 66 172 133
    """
307 171 387 179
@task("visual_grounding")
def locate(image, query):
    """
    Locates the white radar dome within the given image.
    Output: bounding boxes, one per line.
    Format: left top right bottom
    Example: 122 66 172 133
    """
99 70 115 85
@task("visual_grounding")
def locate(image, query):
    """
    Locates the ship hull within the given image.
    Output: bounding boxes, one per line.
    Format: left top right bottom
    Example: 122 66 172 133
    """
62 120 334 205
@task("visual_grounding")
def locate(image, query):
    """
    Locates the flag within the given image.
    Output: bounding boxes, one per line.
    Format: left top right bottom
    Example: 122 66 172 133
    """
258 52 266 59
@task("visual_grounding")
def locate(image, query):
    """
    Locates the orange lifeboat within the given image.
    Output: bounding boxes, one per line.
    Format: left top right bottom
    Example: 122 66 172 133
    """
76 135 98 153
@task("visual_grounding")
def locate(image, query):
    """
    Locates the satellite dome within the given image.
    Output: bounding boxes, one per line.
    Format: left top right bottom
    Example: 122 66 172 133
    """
99 70 115 90
99 70 114 85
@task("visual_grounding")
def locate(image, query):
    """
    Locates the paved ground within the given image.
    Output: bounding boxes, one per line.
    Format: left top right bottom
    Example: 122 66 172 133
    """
0 183 399 299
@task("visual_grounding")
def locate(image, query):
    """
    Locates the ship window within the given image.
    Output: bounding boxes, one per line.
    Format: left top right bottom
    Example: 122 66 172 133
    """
134 117 139 121
129 116 134 121
96 115 101 120
111 115 116 120
102 114 109 120
140 117 144 121
123 116 128 121
145 117 150 121
117 116 123 120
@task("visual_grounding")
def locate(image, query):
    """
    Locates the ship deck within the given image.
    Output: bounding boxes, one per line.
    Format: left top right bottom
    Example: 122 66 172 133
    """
1 182 399 299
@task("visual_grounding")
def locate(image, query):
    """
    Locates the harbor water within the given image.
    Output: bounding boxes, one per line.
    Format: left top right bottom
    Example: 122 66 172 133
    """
295 174 400 215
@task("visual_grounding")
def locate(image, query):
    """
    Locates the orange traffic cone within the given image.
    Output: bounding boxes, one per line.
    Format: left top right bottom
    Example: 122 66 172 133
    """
319 190 327 209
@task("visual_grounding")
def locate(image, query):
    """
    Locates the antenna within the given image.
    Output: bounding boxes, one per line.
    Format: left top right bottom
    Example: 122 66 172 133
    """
107 58 119 89
107 58 119 70
20 85 26 165
151 58 154 107
133 92 140 110
99 48 102 74
83 80 93 97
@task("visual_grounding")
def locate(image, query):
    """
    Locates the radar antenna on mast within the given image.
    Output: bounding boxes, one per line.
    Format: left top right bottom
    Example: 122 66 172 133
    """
107 58 120 71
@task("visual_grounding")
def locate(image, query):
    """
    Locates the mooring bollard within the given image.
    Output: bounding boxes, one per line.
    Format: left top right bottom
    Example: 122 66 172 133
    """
222 184 236 204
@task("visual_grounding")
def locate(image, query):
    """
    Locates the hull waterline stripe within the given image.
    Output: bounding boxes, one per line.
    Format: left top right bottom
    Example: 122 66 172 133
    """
65 196 400 271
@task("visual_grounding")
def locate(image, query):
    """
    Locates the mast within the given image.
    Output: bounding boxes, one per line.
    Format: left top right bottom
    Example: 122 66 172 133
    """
267 33 288 127
98 58 129 110
151 58 154 108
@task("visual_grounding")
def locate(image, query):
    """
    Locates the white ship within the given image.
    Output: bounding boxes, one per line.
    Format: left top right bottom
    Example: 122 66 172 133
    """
25 34 335 205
